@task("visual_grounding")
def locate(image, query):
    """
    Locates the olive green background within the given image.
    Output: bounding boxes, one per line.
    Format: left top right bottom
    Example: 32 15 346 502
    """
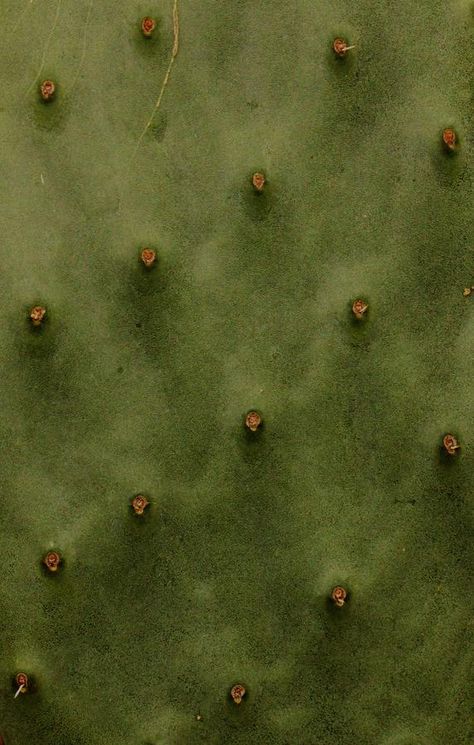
0 1 472 743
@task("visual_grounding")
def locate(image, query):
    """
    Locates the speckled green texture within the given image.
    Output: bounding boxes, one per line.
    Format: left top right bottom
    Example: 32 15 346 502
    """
0 1 473 744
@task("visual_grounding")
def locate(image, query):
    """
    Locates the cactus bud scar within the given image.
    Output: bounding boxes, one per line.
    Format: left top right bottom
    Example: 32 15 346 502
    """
140 248 156 268
141 17 156 37
30 306 46 327
443 434 460 456
245 411 262 432
43 551 61 572
252 172 266 192
40 80 56 101
442 128 457 151
230 684 246 704
131 495 149 515
333 38 355 57
352 299 368 320
14 672 29 697
331 586 347 607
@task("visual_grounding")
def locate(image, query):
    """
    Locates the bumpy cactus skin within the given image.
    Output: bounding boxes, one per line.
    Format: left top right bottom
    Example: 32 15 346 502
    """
0 2 472 744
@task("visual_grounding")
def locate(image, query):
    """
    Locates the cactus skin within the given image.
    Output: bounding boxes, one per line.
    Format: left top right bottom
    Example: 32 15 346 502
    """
0 1 472 744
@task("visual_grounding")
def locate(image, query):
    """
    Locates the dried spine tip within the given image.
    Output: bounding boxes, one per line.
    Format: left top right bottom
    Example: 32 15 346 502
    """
140 248 156 268
252 172 265 192
352 299 368 320
40 80 55 101
141 16 156 37
245 411 262 432
30 306 46 327
442 128 457 151
331 586 347 607
132 495 149 515
462 287 471 297
333 38 351 57
230 684 246 704
43 551 61 572
443 434 460 456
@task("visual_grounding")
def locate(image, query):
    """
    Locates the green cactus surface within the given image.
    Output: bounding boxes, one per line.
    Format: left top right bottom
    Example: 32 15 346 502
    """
0 1 473 743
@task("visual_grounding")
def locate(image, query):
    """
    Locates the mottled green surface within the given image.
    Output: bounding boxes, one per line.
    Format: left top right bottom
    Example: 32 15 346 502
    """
0 1 473 743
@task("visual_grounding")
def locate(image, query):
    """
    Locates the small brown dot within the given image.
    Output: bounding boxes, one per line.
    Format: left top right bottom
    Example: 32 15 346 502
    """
333 38 349 57
43 551 61 572
140 248 156 268
245 411 262 432
40 80 55 102
30 306 46 327
442 434 460 456
331 586 347 607
230 684 246 704
252 172 265 192
131 495 149 515
141 16 156 37
442 128 457 151
352 299 368 320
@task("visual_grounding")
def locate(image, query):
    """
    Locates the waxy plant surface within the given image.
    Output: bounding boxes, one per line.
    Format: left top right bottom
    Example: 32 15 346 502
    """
0 1 472 744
